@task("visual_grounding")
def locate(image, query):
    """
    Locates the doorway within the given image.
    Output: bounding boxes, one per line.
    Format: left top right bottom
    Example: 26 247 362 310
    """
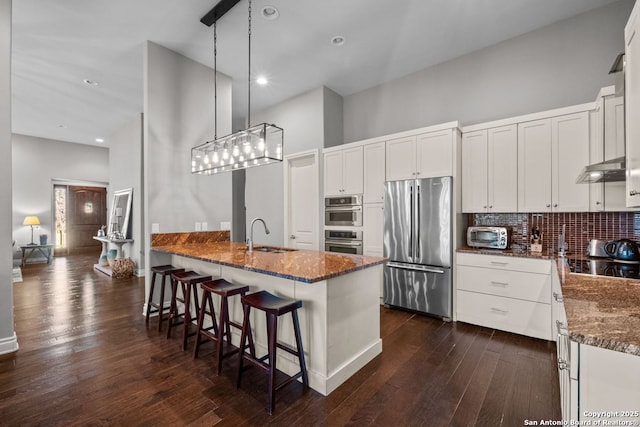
54 184 107 255
284 150 319 250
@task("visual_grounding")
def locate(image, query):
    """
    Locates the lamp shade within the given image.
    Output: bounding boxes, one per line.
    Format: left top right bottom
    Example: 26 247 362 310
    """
23 216 40 226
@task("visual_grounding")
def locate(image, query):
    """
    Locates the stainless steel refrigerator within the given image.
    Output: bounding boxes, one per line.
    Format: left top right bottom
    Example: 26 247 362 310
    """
383 176 452 319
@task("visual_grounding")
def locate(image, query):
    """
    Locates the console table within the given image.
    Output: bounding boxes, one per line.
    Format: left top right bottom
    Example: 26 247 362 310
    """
92 236 134 277
19 244 54 267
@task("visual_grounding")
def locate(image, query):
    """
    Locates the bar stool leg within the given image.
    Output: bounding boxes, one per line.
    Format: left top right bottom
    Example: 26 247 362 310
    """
292 310 309 386
157 274 167 332
166 277 179 339
193 291 219 359
216 295 229 375
181 282 191 351
145 271 158 325
236 304 252 388
267 312 278 415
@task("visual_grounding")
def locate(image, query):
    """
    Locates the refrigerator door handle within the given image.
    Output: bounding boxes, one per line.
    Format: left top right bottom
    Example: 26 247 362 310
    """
416 182 421 259
386 261 445 274
409 185 413 260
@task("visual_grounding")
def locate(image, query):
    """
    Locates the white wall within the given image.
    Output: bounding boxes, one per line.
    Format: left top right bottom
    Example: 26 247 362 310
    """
109 113 143 272
143 41 232 275
245 87 326 246
343 0 635 143
12 134 109 246
0 0 15 355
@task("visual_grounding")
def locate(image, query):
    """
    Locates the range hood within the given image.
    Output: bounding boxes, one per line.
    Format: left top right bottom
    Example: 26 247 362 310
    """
575 156 626 183
576 53 626 184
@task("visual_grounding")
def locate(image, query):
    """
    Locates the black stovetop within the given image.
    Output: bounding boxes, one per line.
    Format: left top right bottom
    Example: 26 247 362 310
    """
566 257 640 279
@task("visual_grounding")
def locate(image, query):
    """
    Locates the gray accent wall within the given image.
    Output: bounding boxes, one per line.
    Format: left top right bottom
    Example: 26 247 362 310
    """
109 113 144 273
343 0 635 143
323 87 344 148
245 87 328 246
143 41 232 277
0 0 14 355
12 134 109 246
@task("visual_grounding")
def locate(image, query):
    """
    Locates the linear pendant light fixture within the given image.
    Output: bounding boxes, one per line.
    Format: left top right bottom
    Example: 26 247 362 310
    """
192 0 284 175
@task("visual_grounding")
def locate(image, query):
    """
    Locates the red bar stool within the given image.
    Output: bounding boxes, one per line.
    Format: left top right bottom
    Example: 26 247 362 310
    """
145 265 185 332
166 270 212 351
236 290 308 415
193 279 255 375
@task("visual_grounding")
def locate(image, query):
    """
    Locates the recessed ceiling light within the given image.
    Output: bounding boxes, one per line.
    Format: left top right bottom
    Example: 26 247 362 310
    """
331 36 346 46
83 79 99 86
261 6 279 20
256 76 268 86
95 138 105 143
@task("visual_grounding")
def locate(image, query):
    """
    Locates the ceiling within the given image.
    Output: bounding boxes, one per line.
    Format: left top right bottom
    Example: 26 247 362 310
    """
11 0 619 147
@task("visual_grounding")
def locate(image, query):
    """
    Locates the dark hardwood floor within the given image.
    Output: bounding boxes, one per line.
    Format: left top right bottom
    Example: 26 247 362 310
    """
0 254 561 426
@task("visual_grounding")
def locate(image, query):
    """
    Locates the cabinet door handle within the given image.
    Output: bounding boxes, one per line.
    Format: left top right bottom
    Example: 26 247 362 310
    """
595 201 601 205
489 261 508 266
631 190 639 196
490 281 509 287
489 205 493 209
553 292 564 302
553 203 558 208
558 360 568 370
546 204 551 208
490 307 508 314
289 235 296 240
556 320 568 336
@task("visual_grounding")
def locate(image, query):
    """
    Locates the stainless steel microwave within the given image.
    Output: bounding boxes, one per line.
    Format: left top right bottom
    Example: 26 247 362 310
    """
324 195 362 227
467 226 510 249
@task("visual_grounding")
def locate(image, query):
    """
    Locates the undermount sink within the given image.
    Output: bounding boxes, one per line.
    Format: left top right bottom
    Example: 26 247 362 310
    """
252 246 298 254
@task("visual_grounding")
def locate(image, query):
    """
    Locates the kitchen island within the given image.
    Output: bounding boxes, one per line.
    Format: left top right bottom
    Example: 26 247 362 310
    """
151 232 386 396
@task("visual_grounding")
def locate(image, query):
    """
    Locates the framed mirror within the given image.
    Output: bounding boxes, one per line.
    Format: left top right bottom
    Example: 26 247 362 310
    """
107 188 133 239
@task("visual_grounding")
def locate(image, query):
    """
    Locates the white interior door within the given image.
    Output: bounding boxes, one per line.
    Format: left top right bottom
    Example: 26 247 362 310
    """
285 151 319 250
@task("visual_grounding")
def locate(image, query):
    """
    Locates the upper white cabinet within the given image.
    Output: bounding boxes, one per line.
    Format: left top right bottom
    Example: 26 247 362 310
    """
518 112 589 212
323 146 363 196
462 125 517 212
386 129 455 181
551 112 590 212
363 141 386 204
626 1 640 207
518 119 553 212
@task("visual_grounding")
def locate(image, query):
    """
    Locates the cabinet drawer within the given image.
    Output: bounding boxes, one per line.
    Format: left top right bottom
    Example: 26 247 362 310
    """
457 252 551 274
457 265 551 303
457 290 552 340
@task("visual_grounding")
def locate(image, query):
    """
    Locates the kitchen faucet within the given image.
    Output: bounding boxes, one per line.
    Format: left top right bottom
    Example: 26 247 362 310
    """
247 218 270 251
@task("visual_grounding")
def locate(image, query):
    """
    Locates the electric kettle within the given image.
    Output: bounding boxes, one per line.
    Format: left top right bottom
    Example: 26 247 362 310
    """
604 239 640 263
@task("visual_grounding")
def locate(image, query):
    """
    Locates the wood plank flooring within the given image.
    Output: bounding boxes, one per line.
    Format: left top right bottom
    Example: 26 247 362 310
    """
0 254 561 426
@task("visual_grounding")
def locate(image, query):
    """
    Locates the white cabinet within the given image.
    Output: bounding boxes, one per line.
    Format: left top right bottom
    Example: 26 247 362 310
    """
456 253 552 340
363 203 384 256
323 146 363 196
462 125 517 212
386 129 455 181
627 1 640 207
518 113 589 212
363 142 386 204
579 345 640 424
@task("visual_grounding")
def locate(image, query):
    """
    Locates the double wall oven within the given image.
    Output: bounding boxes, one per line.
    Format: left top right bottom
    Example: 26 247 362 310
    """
324 195 363 255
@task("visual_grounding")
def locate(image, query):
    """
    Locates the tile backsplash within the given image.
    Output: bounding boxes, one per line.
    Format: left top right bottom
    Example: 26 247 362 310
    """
468 212 640 256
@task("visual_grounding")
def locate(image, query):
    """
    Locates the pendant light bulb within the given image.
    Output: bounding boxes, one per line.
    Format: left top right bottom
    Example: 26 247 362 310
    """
212 151 219 164
222 145 229 160
258 139 265 151
204 154 210 164
232 144 240 157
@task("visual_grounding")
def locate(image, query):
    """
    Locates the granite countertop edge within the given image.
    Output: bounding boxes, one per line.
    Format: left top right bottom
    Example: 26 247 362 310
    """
152 244 387 284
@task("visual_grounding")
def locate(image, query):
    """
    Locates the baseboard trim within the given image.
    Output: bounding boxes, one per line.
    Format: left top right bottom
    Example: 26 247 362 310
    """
0 332 19 356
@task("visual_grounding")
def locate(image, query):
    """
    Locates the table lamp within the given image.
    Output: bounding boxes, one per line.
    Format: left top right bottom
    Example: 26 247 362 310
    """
23 216 40 245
